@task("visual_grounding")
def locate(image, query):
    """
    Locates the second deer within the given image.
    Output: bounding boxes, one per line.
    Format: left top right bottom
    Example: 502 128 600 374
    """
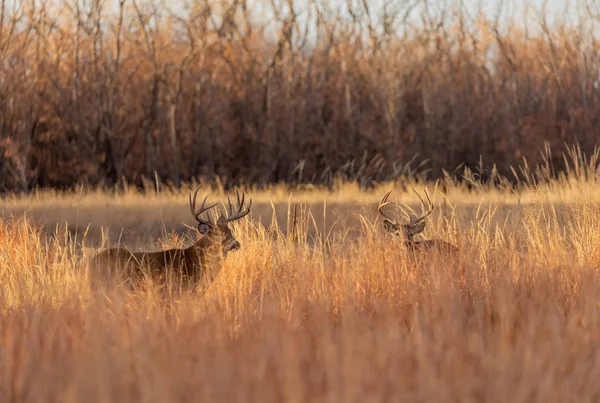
378 189 458 255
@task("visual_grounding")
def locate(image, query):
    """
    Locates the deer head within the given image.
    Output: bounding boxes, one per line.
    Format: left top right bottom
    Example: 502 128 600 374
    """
378 189 434 241
189 185 252 255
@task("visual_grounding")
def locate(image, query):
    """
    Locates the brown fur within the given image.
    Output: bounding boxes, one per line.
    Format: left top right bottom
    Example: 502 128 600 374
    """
90 186 251 291
403 239 459 254
383 219 458 255
379 189 458 256
90 222 238 289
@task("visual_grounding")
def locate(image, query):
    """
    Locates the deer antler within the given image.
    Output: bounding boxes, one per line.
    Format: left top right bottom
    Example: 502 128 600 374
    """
224 189 252 223
377 190 397 224
189 185 218 226
410 188 434 226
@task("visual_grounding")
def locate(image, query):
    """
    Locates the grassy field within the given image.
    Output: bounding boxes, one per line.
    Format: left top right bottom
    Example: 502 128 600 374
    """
1 174 600 402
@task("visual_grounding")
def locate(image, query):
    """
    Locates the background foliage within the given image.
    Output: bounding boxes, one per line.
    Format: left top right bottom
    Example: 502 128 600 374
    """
1 0 599 191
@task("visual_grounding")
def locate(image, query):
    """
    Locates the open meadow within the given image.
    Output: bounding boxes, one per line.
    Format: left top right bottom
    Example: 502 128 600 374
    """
4 0 600 399
2 159 600 402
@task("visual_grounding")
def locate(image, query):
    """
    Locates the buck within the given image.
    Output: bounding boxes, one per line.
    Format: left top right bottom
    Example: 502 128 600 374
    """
378 189 458 254
90 185 252 289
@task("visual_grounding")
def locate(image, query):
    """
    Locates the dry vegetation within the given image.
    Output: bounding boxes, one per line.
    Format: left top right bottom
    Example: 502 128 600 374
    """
3 0 600 190
4 0 600 400
2 149 600 401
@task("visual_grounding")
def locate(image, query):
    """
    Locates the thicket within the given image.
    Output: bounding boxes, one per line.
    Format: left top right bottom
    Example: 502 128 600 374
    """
1 0 600 191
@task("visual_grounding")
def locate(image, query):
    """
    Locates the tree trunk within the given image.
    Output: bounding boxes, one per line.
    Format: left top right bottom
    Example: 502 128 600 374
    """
168 102 180 187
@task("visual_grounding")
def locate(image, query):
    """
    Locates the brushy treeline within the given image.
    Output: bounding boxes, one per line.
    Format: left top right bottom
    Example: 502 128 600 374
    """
1 0 600 192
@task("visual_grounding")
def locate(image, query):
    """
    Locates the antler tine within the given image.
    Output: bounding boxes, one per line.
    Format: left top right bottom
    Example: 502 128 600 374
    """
227 194 233 217
189 185 217 224
412 188 426 209
410 188 434 226
197 195 218 223
224 189 252 223
237 189 245 214
189 186 199 217
377 190 397 224
424 188 434 210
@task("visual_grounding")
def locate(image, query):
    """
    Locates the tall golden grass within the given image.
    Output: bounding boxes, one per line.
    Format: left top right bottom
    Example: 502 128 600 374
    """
2 0 600 190
2 162 600 400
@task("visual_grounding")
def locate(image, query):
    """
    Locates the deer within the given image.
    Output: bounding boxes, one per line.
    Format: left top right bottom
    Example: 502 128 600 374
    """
89 185 252 290
377 189 458 255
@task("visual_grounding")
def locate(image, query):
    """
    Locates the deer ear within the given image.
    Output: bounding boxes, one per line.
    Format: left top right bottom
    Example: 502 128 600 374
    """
383 220 396 232
217 215 226 226
198 223 211 235
411 221 426 235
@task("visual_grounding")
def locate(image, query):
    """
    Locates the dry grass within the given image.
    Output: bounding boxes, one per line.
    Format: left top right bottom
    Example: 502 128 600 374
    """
1 177 600 402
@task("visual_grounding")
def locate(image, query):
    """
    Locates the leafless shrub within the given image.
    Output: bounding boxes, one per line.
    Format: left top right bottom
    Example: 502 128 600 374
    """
1 0 599 192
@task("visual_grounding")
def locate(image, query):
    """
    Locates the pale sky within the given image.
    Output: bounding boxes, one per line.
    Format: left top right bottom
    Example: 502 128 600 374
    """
39 0 582 33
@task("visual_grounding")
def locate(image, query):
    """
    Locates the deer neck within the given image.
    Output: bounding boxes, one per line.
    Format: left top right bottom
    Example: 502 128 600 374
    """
182 235 226 282
184 234 224 263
